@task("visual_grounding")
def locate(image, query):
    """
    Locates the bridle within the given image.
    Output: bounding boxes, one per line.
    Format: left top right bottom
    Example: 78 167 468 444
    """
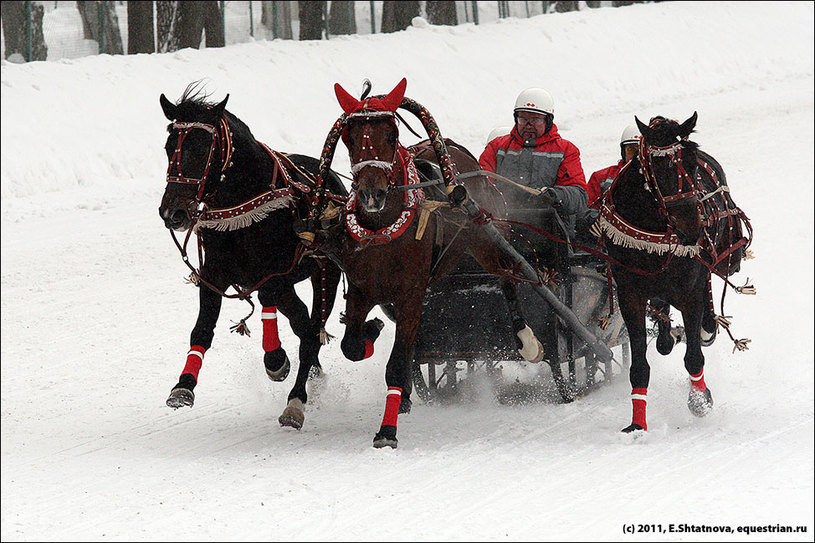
343 110 399 190
166 116 234 205
638 138 699 211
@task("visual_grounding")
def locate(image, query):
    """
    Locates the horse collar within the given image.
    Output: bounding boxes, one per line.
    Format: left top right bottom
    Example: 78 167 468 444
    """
346 146 424 245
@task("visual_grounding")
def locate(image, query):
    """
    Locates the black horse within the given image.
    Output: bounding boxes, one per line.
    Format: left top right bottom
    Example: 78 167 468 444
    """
598 112 751 433
158 84 347 430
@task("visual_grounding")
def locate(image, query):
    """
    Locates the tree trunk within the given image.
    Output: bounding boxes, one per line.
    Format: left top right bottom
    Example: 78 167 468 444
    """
156 1 180 53
261 1 292 39
202 1 224 47
175 1 205 49
76 1 124 55
328 0 356 35
1 1 48 61
127 1 155 54
298 1 324 40
381 1 419 33
554 1 580 12
426 1 457 26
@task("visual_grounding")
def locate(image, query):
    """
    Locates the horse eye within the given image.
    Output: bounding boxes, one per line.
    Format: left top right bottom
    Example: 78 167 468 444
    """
386 133 396 145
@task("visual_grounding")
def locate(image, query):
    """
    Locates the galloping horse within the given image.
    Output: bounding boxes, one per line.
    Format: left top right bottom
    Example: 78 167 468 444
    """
158 84 347 430
324 78 543 448
597 112 752 432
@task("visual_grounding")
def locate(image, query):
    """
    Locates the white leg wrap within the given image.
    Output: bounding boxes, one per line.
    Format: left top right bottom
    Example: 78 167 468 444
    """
517 325 544 363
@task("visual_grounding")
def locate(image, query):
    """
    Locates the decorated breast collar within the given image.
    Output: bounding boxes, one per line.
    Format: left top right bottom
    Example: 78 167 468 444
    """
597 159 701 257
345 146 424 245
194 143 298 232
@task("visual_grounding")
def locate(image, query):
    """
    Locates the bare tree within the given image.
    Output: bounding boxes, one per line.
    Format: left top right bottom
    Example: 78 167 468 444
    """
76 0 124 55
1 1 48 61
156 1 179 53
426 1 457 26
128 1 155 54
261 1 293 39
175 1 224 49
329 0 356 35
381 1 419 33
298 1 325 40
554 1 580 13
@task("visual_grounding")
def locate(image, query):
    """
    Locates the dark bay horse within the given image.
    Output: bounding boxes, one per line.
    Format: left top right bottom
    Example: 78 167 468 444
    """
598 112 752 433
158 84 346 430
328 78 543 448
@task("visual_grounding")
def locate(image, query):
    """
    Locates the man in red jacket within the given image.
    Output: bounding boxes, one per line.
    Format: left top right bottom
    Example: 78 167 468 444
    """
586 124 640 208
479 87 589 238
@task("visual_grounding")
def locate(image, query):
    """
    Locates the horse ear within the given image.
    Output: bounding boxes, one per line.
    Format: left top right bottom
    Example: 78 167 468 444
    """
160 93 177 121
635 116 654 143
381 77 407 112
212 94 230 119
335 83 362 114
679 111 698 139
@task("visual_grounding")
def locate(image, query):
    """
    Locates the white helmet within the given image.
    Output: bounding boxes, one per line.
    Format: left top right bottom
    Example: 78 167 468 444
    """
620 125 640 146
514 88 554 116
487 126 512 144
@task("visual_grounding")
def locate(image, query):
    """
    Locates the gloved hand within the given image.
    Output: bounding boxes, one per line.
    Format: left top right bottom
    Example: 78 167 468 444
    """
538 187 558 207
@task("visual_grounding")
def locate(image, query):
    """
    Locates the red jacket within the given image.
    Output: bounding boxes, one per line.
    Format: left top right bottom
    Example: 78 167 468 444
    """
479 124 588 214
587 160 623 208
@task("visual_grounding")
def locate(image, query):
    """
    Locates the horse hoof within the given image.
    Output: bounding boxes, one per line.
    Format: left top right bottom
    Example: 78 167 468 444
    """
373 425 398 448
264 349 291 382
656 325 683 355
399 397 412 414
167 387 194 409
688 387 714 417
621 423 646 433
278 399 305 430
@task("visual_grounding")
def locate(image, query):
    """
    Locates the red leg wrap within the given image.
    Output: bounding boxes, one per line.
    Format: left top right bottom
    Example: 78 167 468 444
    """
182 345 206 380
631 387 648 430
363 339 374 360
381 387 402 427
262 306 281 352
689 369 707 392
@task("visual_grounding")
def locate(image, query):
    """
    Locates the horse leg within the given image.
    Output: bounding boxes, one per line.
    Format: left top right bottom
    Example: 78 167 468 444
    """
267 285 320 430
339 283 382 362
373 295 423 449
500 278 544 363
617 283 650 432
682 290 713 417
167 282 223 409
700 274 718 347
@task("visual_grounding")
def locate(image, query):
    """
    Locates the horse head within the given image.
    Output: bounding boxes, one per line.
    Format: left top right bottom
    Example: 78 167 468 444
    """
159 87 232 231
335 78 407 213
635 112 702 243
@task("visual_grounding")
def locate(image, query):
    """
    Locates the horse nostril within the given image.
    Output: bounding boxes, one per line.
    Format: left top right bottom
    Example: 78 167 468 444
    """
163 209 188 229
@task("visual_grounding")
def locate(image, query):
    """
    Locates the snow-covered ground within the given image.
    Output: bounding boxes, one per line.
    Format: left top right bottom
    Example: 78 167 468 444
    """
2 2 813 540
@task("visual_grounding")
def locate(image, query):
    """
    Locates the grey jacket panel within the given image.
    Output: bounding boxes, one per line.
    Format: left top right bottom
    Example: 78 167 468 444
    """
495 147 588 238
496 148 563 191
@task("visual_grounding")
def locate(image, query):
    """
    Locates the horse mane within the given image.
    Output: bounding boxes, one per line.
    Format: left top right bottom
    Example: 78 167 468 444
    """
171 81 256 144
